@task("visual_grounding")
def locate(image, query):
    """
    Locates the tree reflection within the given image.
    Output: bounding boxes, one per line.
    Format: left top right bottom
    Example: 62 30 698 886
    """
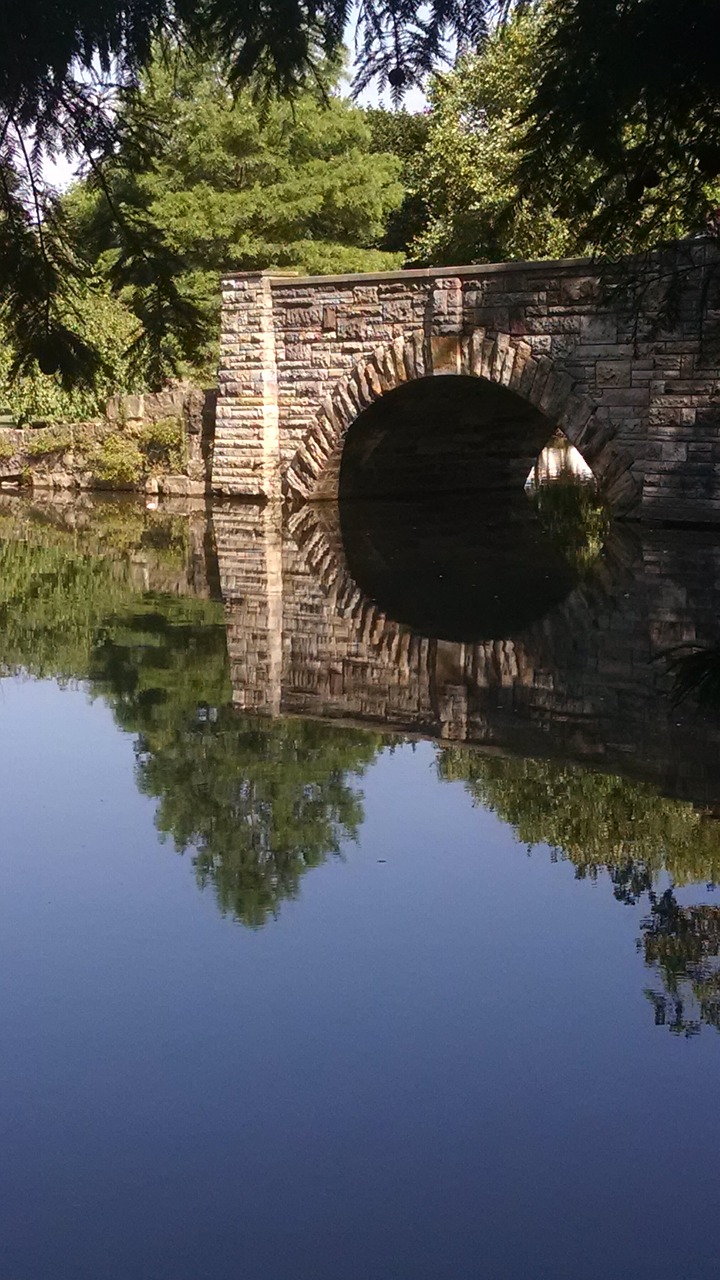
88 606 381 924
529 479 610 575
439 747 720 1034
136 713 380 927
5 496 720 1015
437 750 720 894
642 891 720 1037
0 508 382 927
85 594 383 927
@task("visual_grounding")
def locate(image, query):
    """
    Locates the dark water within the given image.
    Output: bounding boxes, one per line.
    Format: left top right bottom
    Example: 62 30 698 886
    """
1 493 720 1280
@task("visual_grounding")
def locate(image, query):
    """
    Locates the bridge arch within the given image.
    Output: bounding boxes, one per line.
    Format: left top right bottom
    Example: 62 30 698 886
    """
283 329 639 511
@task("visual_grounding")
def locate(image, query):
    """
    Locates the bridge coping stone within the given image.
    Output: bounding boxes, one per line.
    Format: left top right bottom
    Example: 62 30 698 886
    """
221 255 598 288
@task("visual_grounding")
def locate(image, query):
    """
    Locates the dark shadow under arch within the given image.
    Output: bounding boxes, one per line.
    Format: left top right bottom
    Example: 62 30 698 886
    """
338 375 575 500
284 329 640 514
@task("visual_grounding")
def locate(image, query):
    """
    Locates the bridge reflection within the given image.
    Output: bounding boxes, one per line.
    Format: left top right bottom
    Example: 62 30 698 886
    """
338 493 580 641
214 496 720 811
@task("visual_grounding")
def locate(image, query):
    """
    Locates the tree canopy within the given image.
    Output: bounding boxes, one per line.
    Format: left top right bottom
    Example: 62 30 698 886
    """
410 7 583 265
516 0 720 257
66 54 405 383
410 1 720 267
0 0 503 386
2 0 718 389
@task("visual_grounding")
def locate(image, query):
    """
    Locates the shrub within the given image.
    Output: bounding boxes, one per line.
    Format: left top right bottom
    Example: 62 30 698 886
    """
0 438 18 461
25 426 73 457
90 432 144 486
138 416 186 473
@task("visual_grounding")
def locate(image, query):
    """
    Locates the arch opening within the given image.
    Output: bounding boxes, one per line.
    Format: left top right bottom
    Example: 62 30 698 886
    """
332 373 609 641
338 375 592 502
526 428 594 491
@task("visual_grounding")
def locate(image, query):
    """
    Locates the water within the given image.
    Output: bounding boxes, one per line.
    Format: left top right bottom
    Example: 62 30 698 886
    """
1 492 720 1280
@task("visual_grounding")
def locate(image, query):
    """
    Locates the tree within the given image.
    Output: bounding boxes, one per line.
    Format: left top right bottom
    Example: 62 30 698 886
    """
398 0 720 268
514 0 720 258
0 285 142 424
0 0 503 385
366 107 431 259
409 6 588 265
66 54 406 382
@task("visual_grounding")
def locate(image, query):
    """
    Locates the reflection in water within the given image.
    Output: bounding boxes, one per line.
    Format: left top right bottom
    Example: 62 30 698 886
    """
3 493 720 1030
134 711 380 927
529 479 610 574
661 641 720 711
642 892 720 1036
440 749 720 1035
438 750 720 896
339 492 586 641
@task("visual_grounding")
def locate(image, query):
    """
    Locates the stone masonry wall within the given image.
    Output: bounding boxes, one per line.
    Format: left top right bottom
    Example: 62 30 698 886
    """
216 244 720 522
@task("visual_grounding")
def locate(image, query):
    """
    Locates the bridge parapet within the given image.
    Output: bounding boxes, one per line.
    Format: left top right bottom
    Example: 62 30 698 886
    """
216 247 720 522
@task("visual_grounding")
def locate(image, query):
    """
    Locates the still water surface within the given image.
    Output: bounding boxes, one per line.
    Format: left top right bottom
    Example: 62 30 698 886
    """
1 493 719 1279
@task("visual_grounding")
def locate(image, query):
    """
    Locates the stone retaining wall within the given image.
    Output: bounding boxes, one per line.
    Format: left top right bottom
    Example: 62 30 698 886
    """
0 384 216 495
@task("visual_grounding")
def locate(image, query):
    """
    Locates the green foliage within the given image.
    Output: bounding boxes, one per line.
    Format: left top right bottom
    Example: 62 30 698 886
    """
85 418 187 486
2 0 713 381
438 750 720 895
0 0 489 383
137 417 187 473
366 108 431 258
90 433 145 486
25 426 74 458
530 479 609 574
0 284 141 426
411 1 720 266
515 0 720 258
0 437 19 461
67 52 405 381
411 8 586 266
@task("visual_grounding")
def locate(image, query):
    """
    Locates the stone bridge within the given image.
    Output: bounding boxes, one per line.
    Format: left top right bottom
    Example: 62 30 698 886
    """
214 243 720 522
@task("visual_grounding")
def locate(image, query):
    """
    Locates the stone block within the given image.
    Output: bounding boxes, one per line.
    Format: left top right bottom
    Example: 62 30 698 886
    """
509 305 527 335
595 360 632 388
469 329 486 376
661 442 688 462
560 276 600 305
579 314 618 343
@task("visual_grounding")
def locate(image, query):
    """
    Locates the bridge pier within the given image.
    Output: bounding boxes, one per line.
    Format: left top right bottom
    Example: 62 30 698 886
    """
216 273 281 500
